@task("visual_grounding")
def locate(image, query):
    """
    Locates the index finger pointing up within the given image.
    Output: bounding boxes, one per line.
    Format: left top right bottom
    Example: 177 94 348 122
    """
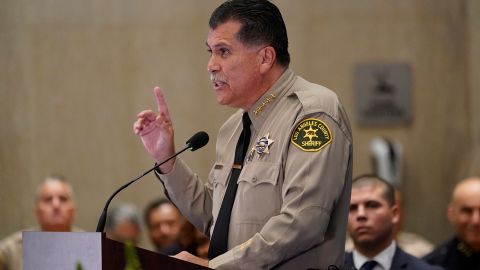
154 86 171 120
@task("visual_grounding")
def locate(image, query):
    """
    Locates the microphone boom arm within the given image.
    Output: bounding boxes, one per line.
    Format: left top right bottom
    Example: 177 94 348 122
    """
95 146 190 232
95 131 208 233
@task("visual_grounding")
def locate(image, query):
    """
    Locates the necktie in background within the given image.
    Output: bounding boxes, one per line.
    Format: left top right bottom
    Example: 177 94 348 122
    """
360 260 378 270
208 112 251 259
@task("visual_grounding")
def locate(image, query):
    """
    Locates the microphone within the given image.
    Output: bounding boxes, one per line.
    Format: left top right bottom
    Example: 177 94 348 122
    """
96 131 209 232
187 131 209 151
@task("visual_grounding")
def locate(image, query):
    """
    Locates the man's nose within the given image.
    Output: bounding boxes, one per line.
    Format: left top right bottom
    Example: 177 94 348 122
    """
51 197 61 207
160 224 169 234
207 56 219 73
356 205 367 220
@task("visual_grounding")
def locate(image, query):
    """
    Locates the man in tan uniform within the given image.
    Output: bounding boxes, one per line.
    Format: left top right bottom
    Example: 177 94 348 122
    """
133 0 352 269
0 175 78 270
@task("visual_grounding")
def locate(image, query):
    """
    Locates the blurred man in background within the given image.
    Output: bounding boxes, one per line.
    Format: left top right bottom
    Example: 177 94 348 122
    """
144 199 186 255
424 177 480 269
105 203 142 245
144 198 210 258
0 174 79 270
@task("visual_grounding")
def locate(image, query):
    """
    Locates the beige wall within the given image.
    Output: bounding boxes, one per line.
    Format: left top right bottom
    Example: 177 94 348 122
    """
467 0 480 178
0 0 478 249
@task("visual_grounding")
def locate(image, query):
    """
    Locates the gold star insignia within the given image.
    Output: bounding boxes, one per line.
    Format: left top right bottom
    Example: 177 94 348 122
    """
303 126 318 141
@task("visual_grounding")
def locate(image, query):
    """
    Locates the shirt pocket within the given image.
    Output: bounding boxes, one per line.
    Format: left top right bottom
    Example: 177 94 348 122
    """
235 161 282 223
209 162 231 219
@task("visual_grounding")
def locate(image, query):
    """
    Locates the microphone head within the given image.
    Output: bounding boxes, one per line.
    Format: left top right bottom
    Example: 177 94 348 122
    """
186 131 209 151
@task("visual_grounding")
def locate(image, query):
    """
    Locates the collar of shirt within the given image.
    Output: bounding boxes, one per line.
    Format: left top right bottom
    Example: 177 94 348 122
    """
353 241 397 270
247 68 296 132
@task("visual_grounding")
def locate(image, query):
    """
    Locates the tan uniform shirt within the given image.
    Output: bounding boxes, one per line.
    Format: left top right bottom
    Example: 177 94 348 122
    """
0 230 22 270
159 69 353 269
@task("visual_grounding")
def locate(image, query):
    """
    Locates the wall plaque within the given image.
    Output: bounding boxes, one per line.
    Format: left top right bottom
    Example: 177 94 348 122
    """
354 63 412 126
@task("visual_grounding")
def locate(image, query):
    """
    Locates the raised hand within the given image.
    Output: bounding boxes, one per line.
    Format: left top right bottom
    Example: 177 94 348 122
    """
133 87 176 173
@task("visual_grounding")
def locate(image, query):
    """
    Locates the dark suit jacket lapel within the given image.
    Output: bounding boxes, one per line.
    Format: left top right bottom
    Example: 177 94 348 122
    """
391 247 409 270
345 252 355 269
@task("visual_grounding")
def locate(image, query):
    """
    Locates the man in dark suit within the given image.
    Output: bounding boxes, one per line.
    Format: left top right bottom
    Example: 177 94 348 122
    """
345 175 442 270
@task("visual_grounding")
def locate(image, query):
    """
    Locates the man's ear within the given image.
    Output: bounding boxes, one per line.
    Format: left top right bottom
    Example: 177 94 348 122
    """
259 46 276 74
391 204 401 225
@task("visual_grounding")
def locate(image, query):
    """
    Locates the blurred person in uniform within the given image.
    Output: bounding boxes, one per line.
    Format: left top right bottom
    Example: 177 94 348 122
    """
0 174 79 270
133 0 353 268
345 175 442 270
423 177 480 269
105 203 142 245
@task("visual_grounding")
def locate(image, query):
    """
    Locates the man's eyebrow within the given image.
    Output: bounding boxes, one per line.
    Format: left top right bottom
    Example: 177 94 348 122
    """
206 41 230 49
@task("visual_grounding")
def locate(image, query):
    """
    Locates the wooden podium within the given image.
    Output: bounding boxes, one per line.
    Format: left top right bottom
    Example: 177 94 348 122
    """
23 231 212 270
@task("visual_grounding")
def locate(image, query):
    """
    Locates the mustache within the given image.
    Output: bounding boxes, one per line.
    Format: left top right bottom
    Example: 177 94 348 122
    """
210 73 227 83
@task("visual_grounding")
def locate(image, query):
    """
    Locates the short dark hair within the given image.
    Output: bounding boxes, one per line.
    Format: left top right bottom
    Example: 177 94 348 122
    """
143 198 174 225
352 174 396 206
209 0 290 67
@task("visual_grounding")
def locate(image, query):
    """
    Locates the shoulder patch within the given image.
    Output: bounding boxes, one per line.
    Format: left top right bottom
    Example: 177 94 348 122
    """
291 118 332 152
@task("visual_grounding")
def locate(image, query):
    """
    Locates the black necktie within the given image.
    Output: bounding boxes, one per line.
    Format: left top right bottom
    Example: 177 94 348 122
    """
208 112 251 259
360 260 378 270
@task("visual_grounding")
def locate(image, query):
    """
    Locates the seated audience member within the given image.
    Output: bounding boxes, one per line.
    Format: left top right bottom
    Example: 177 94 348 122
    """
0 174 79 270
346 174 442 270
105 203 142 245
144 199 186 255
423 177 480 269
144 198 209 257
346 189 434 258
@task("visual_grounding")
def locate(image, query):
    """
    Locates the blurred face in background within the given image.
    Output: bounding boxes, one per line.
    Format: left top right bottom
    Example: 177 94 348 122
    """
147 203 185 249
448 178 480 251
34 179 76 232
108 220 141 245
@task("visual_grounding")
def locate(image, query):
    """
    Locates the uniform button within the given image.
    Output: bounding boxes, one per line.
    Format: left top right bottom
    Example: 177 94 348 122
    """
252 176 257 183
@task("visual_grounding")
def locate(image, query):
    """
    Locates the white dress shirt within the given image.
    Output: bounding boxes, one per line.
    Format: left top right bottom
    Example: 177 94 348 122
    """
353 241 397 270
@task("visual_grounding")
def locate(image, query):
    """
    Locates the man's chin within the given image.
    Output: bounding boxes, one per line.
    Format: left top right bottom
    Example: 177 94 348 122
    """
353 235 375 245
215 96 233 107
